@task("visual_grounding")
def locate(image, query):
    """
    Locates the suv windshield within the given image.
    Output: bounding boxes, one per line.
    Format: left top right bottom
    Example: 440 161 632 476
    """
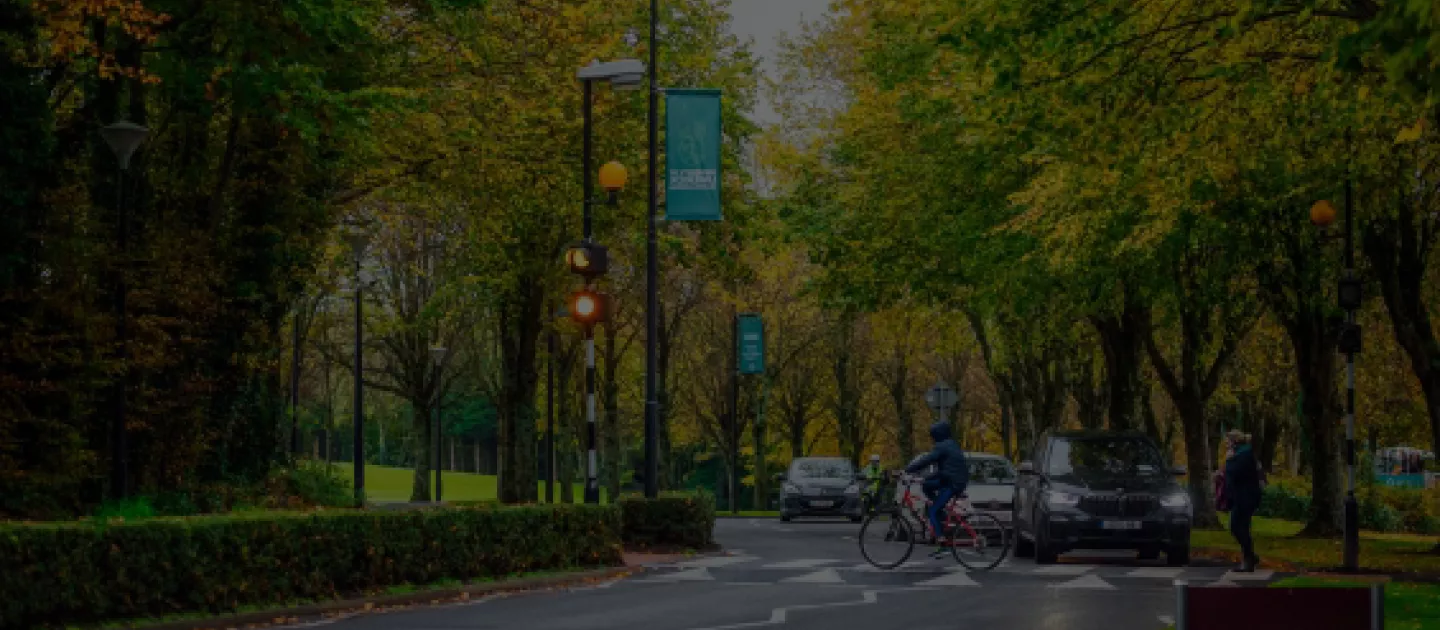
968 459 1017 484
791 459 853 480
1047 438 1166 477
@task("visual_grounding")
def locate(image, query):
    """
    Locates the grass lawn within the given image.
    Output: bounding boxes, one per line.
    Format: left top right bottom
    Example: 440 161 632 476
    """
1191 515 1440 574
1270 577 1440 630
335 464 600 504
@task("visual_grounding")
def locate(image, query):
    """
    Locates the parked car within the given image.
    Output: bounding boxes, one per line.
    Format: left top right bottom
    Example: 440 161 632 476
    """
1012 430 1192 565
779 457 864 522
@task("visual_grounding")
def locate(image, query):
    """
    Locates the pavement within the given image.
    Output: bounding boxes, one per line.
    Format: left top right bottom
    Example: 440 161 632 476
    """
279 518 1287 630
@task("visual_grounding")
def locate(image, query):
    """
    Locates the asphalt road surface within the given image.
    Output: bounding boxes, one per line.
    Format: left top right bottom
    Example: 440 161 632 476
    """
287 518 1284 630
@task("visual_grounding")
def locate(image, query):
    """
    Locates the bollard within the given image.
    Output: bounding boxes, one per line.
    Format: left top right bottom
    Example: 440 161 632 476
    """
1174 580 1188 630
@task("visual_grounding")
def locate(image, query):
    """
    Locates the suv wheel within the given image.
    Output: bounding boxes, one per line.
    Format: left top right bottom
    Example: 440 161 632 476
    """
1137 547 1160 561
1012 513 1035 558
1034 516 1058 564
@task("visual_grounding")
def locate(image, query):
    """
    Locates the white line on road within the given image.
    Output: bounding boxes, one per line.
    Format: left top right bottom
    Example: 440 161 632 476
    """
762 559 845 569
780 568 846 584
1124 568 1185 579
681 588 937 630
1049 574 1116 590
1158 615 1175 626
676 555 758 568
1032 565 1094 576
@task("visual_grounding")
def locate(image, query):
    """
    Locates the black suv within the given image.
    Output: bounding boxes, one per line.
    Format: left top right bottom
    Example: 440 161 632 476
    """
1012 431 1192 565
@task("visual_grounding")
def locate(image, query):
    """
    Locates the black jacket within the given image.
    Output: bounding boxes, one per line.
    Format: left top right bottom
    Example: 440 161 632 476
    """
906 423 969 490
1224 446 1262 511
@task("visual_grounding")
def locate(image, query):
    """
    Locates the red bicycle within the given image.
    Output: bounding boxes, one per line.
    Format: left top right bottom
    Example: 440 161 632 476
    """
858 472 1009 570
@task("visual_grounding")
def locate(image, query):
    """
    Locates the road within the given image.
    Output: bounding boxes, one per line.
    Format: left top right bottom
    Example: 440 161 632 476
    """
290 518 1283 630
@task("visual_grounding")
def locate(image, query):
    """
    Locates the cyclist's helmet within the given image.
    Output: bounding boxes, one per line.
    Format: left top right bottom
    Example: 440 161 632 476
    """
869 454 880 464
928 421 952 442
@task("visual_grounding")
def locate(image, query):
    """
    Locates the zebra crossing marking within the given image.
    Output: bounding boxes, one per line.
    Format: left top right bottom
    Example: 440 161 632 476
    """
1032 565 1094 576
781 568 846 584
1050 574 1116 590
761 559 846 569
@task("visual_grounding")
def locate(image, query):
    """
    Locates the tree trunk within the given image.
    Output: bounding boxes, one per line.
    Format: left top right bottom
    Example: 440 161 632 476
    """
890 348 914 462
1176 396 1221 528
409 401 433 502
1291 317 1343 537
1093 302 1149 432
497 278 544 504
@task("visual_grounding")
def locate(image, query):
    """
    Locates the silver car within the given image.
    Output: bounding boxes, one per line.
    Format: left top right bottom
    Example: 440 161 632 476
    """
899 452 1017 528
779 457 865 522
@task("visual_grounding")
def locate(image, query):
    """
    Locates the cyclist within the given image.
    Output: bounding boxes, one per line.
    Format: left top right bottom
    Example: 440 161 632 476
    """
860 454 885 512
904 422 969 558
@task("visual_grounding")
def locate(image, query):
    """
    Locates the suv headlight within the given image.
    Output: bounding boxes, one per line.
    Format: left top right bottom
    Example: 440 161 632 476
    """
1160 491 1191 508
783 483 801 494
1045 490 1081 508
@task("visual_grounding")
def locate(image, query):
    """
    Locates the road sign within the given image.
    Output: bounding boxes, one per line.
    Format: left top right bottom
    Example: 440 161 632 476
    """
737 313 764 375
925 382 958 414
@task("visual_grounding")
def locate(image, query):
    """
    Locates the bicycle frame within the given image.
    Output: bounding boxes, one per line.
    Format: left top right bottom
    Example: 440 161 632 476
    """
893 476 983 547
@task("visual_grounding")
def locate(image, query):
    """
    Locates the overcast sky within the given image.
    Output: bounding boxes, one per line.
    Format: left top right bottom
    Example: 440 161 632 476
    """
725 0 833 125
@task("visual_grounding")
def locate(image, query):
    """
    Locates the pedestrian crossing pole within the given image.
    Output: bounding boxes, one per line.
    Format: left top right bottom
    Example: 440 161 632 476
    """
585 332 599 504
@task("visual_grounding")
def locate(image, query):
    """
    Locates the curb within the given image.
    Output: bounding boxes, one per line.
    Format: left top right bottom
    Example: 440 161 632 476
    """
136 566 634 630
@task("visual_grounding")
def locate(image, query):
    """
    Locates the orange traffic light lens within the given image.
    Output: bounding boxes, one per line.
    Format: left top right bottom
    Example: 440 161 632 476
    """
567 248 591 270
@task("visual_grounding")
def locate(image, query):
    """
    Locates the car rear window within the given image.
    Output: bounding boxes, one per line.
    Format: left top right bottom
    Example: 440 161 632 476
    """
791 459 853 479
1047 438 1165 476
968 459 1016 483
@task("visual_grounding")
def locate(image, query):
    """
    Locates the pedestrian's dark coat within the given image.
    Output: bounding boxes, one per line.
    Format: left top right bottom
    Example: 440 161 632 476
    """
1224 445 1262 511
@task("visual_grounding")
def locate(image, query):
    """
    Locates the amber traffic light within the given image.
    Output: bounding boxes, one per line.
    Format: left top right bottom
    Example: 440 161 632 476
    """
565 242 609 278
569 289 610 326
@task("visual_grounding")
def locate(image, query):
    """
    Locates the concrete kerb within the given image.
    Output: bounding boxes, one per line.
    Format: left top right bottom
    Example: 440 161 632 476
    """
135 566 635 630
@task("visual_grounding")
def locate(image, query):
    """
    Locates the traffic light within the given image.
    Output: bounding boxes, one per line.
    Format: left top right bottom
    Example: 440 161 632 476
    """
565 242 609 278
569 289 610 327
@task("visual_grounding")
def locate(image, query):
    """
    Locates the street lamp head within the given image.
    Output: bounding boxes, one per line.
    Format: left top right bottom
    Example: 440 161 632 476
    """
100 121 150 170
577 58 646 90
599 161 628 192
431 346 447 367
1310 200 1337 228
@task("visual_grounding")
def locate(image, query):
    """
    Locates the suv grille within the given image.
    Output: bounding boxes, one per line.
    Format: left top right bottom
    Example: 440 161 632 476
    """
1079 494 1156 518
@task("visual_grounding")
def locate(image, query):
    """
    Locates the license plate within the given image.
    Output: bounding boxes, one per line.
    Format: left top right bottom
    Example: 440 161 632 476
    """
809 500 833 508
1101 521 1141 530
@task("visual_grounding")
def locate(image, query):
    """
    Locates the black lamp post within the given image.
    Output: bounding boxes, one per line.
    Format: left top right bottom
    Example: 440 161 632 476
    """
643 0 661 501
346 232 370 506
99 120 149 500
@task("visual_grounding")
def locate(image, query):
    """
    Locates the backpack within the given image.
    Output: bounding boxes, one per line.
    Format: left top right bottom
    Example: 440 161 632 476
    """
1213 470 1230 512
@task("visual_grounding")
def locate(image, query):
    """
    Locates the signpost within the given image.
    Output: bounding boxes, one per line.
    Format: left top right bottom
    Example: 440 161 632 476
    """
925 381 958 423
738 313 764 375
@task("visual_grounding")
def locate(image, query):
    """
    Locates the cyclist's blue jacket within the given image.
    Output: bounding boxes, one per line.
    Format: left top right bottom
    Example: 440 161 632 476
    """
904 422 968 491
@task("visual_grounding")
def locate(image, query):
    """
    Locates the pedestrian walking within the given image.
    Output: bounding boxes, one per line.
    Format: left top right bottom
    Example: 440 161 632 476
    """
1224 430 1262 572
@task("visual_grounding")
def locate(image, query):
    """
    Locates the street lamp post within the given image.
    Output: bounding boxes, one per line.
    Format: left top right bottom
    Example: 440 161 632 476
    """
1311 184 1363 572
346 232 370 506
432 346 447 503
643 0 661 500
99 120 149 500
575 58 643 505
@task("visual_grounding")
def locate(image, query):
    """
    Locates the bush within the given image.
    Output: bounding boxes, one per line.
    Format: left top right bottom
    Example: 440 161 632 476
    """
268 459 355 508
618 491 716 550
0 504 621 628
1258 478 1440 534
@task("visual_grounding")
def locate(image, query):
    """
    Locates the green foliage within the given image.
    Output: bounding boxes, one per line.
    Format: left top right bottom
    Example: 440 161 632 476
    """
618 492 716 550
0 504 621 628
1259 481 1440 534
269 460 355 508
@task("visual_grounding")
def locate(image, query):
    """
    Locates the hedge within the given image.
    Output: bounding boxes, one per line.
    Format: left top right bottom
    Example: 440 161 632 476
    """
0 504 622 628
1258 482 1440 535
618 492 716 550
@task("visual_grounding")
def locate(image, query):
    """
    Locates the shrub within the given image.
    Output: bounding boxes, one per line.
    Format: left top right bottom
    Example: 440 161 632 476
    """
618 491 716 550
0 504 621 628
267 459 355 508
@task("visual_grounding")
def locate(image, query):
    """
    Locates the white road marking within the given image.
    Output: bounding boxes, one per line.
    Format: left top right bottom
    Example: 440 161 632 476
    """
1050 574 1116 590
1124 568 1186 579
914 572 980 587
1221 570 1273 581
1032 565 1094 576
681 588 935 630
762 559 845 569
641 568 715 582
676 555 758 568
781 568 846 584
1158 615 1175 625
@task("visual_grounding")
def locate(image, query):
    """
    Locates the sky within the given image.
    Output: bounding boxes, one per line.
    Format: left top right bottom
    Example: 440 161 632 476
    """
724 0 833 125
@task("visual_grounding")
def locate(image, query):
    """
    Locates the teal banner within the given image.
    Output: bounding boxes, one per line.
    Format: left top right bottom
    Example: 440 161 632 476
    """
665 89 723 221
737 313 764 375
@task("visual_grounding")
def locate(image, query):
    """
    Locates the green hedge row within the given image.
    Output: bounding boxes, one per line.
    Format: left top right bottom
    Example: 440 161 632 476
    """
1 504 622 628
619 492 716 550
1258 482 1440 534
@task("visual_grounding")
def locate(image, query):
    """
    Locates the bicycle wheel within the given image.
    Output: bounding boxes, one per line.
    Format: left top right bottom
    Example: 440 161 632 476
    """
858 509 915 570
948 512 1010 571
